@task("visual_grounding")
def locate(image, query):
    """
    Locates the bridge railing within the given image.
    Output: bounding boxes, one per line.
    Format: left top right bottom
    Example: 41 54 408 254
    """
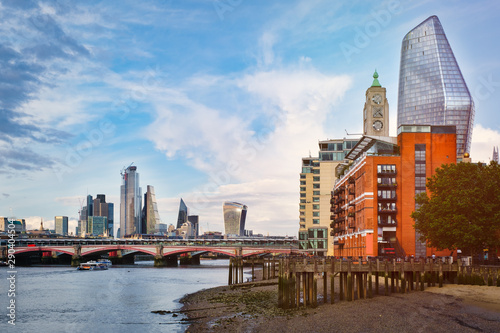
9 237 298 249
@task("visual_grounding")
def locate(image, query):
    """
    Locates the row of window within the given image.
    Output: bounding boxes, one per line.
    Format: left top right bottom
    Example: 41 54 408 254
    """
378 190 396 199
377 164 396 173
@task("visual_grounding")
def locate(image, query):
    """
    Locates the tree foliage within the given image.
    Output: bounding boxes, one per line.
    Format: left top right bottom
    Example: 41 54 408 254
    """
411 161 500 255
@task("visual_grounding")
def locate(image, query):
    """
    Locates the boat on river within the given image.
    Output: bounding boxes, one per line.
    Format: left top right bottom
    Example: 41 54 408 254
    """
77 260 110 270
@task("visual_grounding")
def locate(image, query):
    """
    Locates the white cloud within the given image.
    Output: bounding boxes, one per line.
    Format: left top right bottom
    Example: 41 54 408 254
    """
471 123 500 163
146 67 352 235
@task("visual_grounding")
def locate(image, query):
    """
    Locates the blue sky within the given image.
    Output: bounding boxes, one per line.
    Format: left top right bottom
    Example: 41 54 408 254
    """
1 0 499 236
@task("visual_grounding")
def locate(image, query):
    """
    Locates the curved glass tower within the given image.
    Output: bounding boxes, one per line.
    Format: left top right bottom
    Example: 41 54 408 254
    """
397 15 474 156
223 202 247 236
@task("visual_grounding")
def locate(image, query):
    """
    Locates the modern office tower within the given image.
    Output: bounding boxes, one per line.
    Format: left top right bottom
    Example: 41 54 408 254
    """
223 202 247 236
299 140 358 256
120 165 142 236
142 185 161 235
87 216 107 236
188 215 199 237
176 198 188 229
55 216 68 235
397 15 474 157
93 194 114 237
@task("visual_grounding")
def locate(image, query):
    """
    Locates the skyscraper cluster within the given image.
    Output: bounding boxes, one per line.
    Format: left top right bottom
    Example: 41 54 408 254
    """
78 194 114 237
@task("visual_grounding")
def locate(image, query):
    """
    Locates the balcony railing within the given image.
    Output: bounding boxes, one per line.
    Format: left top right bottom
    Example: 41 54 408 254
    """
378 208 397 214
377 170 397 176
378 220 397 227
377 195 397 201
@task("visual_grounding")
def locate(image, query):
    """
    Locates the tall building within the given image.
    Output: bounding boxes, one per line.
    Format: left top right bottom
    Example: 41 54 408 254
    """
299 138 358 256
493 146 499 163
331 124 457 258
188 215 199 237
397 15 474 157
54 216 68 235
94 194 114 237
142 185 161 235
176 198 188 229
223 202 247 236
78 194 114 237
120 165 142 236
363 71 390 137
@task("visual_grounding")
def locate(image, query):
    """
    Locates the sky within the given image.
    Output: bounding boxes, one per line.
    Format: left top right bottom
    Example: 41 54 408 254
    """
1 0 499 236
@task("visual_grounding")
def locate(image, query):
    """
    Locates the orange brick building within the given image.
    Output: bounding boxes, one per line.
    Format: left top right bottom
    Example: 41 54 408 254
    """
331 125 457 259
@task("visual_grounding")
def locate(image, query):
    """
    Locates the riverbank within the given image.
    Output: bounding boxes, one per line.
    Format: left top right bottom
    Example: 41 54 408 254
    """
180 278 500 332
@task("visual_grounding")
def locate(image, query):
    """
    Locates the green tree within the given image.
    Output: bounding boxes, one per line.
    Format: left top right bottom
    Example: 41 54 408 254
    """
411 161 500 258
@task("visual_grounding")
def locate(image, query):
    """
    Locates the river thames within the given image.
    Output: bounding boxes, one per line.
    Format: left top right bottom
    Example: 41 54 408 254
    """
0 260 235 332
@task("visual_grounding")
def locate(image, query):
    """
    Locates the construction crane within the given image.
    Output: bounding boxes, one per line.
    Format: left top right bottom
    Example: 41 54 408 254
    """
120 162 134 177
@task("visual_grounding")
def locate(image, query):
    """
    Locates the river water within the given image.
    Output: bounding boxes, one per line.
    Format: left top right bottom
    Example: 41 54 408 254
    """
0 259 235 333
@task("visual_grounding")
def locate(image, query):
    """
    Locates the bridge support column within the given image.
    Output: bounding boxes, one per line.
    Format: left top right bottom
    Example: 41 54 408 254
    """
71 255 83 267
109 250 123 265
154 255 178 267
179 254 201 265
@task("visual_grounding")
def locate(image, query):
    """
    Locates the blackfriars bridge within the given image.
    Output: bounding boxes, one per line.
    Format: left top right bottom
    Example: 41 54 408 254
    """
2 237 299 266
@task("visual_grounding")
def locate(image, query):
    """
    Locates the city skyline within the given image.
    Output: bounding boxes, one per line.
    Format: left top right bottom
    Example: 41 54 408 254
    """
1 1 499 236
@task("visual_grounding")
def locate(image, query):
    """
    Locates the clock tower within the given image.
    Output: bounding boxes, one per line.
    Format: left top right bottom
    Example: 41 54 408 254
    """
363 70 389 137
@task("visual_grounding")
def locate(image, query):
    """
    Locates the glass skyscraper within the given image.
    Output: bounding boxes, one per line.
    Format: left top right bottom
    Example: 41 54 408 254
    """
176 198 188 229
142 185 161 235
223 202 247 236
397 15 474 156
120 166 142 236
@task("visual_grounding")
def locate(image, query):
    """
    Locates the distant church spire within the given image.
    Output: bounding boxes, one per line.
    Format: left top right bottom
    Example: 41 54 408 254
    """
493 146 499 163
40 218 44 231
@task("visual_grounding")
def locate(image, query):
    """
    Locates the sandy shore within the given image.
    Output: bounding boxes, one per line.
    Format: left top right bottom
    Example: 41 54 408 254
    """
180 275 500 333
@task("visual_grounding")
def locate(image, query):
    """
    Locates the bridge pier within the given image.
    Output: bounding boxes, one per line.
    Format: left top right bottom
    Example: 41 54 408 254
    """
71 255 83 267
179 254 200 265
154 255 178 267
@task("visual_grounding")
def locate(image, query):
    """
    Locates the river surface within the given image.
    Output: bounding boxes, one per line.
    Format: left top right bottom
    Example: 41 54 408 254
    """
0 259 238 333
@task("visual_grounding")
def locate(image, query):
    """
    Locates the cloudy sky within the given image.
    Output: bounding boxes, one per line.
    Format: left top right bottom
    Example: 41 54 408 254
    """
1 0 499 236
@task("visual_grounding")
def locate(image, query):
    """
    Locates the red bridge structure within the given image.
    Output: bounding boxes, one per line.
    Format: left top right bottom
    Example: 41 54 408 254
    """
3 237 298 266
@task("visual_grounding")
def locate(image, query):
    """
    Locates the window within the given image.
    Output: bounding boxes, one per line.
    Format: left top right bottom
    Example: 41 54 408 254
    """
313 191 320 195
300 174 306 179
377 164 396 173
415 163 426 174
313 184 320 189
313 197 320 202
313 169 320 174
300 181 306 185
300 193 306 198
300 199 306 203
313 204 320 210
300 224 305 229
300 211 305 216
313 212 320 217
313 176 320 181
300 187 306 192
313 219 320 224
415 176 426 188
300 205 305 209
300 218 305 222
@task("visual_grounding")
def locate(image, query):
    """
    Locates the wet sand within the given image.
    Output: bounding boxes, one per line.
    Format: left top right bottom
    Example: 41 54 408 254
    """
180 277 500 333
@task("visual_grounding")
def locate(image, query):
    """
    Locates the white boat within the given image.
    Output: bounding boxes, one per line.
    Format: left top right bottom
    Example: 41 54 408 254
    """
77 260 110 270
98 259 112 267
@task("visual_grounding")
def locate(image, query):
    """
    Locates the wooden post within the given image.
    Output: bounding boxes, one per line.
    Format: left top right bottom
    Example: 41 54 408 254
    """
410 258 415 291
251 258 255 282
439 259 443 288
322 259 327 304
339 272 344 301
228 257 233 285
400 263 405 294
368 260 373 298
313 273 318 308
296 272 301 308
262 258 266 281
278 259 283 308
330 258 336 304
239 257 244 284
347 259 353 301
375 258 380 295
303 272 307 306
384 260 389 296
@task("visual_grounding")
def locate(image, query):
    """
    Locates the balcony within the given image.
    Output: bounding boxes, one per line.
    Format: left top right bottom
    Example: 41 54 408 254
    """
330 222 335 228
378 208 397 214
378 220 397 227
347 212 355 218
377 170 397 176
377 182 397 188
377 194 397 201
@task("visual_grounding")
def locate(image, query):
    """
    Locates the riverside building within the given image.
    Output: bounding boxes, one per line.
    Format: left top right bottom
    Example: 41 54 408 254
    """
120 165 142 236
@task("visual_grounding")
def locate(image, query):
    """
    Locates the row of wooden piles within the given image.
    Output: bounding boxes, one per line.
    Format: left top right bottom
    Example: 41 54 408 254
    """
228 257 278 285
277 257 500 309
